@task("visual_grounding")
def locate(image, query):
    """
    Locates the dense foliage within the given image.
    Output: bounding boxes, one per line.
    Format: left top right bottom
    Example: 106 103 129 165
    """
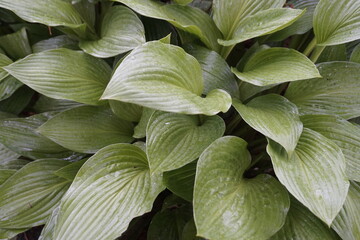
0 0 359 239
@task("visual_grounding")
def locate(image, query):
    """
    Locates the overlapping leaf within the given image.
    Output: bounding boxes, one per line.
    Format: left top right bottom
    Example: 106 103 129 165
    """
38 106 134 153
109 100 143 123
0 53 12 81
53 144 164 240
194 136 289 240
231 48 321 86
101 41 231 115
267 128 349 225
32 35 78 53
0 75 23 101
0 86 34 115
286 61 360 119
0 28 32 60
147 111 225 173
233 94 303 153
350 43 360 63
4 48 112 105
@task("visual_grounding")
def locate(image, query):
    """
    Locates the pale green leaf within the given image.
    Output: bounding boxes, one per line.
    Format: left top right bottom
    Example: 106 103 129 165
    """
79 6 146 58
232 47 321 86
0 53 12 81
38 206 59 240
233 94 303 153
32 35 78 53
53 159 87 181
53 144 165 240
173 0 193 5
301 115 360 182
163 161 196 202
101 41 231 116
314 0 360 46
147 111 225 173
219 8 304 46
0 28 32 60
194 136 289 240
115 0 222 51
0 113 83 160
33 95 83 113
184 44 239 98
0 144 20 165
350 43 360 63
0 159 71 228
0 169 16 185
270 198 340 240
267 128 349 225
285 61 360 119
38 106 134 153
109 100 143 122
133 108 155 139
4 48 112 105
332 181 360 240
0 75 23 101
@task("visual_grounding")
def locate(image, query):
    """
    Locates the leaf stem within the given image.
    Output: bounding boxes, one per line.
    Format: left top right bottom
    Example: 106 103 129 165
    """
310 45 326 63
303 37 317 57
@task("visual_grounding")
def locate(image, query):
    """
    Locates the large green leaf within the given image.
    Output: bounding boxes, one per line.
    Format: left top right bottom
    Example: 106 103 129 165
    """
38 206 59 240
194 136 289 240
184 44 239 98
313 0 360 46
231 48 321 86
147 111 224 173
32 35 78 53
219 8 304 46
301 115 360 182
163 161 196 202
4 48 112 105
0 159 71 228
115 0 222 51
285 62 360 119
0 169 16 185
267 128 349 225
332 181 360 240
0 113 82 160
79 6 146 58
38 106 134 153
233 94 303 153
109 100 143 123
53 144 164 240
0 28 32 60
0 75 23 101
270 198 340 240
101 41 231 116
0 53 12 81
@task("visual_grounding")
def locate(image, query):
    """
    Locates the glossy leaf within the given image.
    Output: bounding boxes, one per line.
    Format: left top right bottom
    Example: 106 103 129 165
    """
233 94 303 153
101 41 231 116
53 144 165 240
0 159 71 228
0 144 20 165
0 53 12 81
301 115 360 182
4 48 112 105
147 111 225 173
115 0 222 51
0 75 23 101
109 100 143 123
219 8 304 46
0 28 32 60
270 198 340 240
184 44 239 98
79 6 146 58
194 136 289 240
285 61 360 119
314 0 360 46
267 128 349 225
32 35 78 53
231 48 321 86
332 181 360 240
38 106 134 153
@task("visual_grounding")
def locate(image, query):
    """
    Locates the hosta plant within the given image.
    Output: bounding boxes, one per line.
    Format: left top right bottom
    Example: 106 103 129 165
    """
0 0 359 239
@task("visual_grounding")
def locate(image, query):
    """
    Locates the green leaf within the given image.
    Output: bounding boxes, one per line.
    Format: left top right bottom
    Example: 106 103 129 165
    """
38 206 59 240
301 115 360 182
32 35 78 53
181 219 203 240
0 144 20 165
4 48 112 105
317 44 347 63
194 136 289 240
350 43 360 63
33 95 83 113
313 0 360 46
109 100 143 122
163 161 196 202
0 169 16 185
213 0 285 39
0 53 12 81
0 159 71 228
147 111 225 173
0 228 28 239
0 113 83 160
115 0 222 51
233 94 303 153
0 86 34 115
218 8 304 46
285 61 360 119
38 106 134 153
332 181 360 240
173 0 193 5
79 6 146 58
0 28 32 60
101 41 231 116
0 159 30 170
53 144 165 240
53 159 87 181
270 198 340 240
184 44 239 98
267 128 349 225
133 108 155 139
0 75 23 101
231 48 321 86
